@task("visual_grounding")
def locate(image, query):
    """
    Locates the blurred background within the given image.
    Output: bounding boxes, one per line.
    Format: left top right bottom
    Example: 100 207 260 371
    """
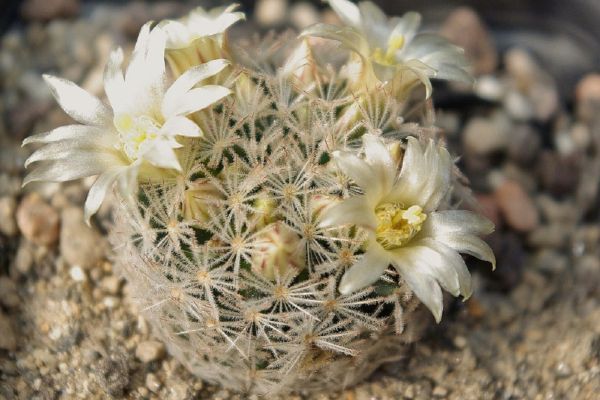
1 1 599 399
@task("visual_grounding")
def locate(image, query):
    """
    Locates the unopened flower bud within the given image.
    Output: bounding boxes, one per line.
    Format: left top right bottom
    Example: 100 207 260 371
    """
251 222 306 280
182 179 223 223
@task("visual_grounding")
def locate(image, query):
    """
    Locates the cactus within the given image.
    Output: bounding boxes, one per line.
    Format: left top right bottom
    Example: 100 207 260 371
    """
23 1 495 396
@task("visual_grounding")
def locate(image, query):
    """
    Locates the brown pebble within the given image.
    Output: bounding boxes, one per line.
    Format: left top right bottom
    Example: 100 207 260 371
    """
60 207 106 269
0 196 18 236
495 180 539 233
441 7 497 75
135 340 165 363
575 73 600 122
0 311 17 351
16 193 60 246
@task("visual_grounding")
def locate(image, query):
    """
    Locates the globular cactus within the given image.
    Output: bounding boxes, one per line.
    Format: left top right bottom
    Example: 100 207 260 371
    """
23 0 495 396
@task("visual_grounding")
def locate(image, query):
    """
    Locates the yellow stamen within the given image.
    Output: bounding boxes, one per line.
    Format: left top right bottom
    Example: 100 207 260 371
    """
115 114 162 161
375 203 426 250
371 34 405 66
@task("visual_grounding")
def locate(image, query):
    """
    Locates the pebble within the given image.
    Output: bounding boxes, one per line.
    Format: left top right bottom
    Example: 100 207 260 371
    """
494 180 539 233
60 207 106 269
16 193 60 246
555 362 572 378
100 276 121 295
20 0 80 22
0 196 18 236
146 372 162 393
527 225 570 249
69 265 87 282
0 277 20 308
0 311 17 351
290 2 320 29
507 124 540 166
255 0 288 27
440 7 497 75
432 385 449 397
97 354 130 397
135 340 166 363
575 73 600 122
13 240 35 274
462 115 509 155
536 152 579 196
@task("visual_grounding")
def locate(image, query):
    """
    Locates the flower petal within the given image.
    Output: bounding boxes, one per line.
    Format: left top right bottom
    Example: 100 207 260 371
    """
419 139 452 211
319 195 376 229
363 134 396 195
103 48 128 115
142 142 182 171
327 0 361 27
420 210 495 237
301 24 369 58
23 155 118 186
22 125 107 145
43 75 111 126
415 238 473 298
392 244 460 297
163 85 231 117
386 136 426 205
392 254 444 323
84 167 124 224
160 116 202 138
339 241 390 294
332 150 373 192
162 59 230 118
434 234 496 270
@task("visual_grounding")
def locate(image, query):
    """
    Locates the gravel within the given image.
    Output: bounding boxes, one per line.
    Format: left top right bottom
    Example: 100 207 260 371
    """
0 2 598 399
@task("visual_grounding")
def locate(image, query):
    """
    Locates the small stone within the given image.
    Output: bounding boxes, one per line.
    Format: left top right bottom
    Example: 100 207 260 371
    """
462 115 509 156
432 386 449 397
69 266 87 282
0 312 17 351
255 0 288 27
453 336 468 349
100 276 121 295
527 225 570 249
290 2 320 29
507 124 540 166
0 196 18 236
135 340 165 363
532 249 568 273
20 0 80 22
16 193 60 246
555 362 572 378
473 194 501 228
0 277 19 308
60 207 106 269
13 240 34 274
97 354 129 397
575 73 600 122
494 180 539 233
474 75 504 101
504 90 534 121
441 7 497 75
536 151 580 196
145 372 161 393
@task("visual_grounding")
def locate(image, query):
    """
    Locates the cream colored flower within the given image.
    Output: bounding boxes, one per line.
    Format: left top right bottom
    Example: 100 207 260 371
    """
302 0 472 98
23 23 232 223
320 134 495 322
159 4 245 77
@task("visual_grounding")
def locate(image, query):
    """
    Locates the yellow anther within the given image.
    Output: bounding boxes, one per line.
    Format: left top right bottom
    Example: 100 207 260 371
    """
375 203 426 250
371 34 405 66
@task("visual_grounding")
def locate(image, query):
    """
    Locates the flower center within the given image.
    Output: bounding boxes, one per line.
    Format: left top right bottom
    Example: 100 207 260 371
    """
374 203 426 250
115 114 162 161
371 34 405 66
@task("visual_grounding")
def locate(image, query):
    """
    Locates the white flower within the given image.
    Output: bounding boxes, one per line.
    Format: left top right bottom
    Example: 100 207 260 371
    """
159 4 245 77
320 135 495 322
23 23 232 223
302 0 472 98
